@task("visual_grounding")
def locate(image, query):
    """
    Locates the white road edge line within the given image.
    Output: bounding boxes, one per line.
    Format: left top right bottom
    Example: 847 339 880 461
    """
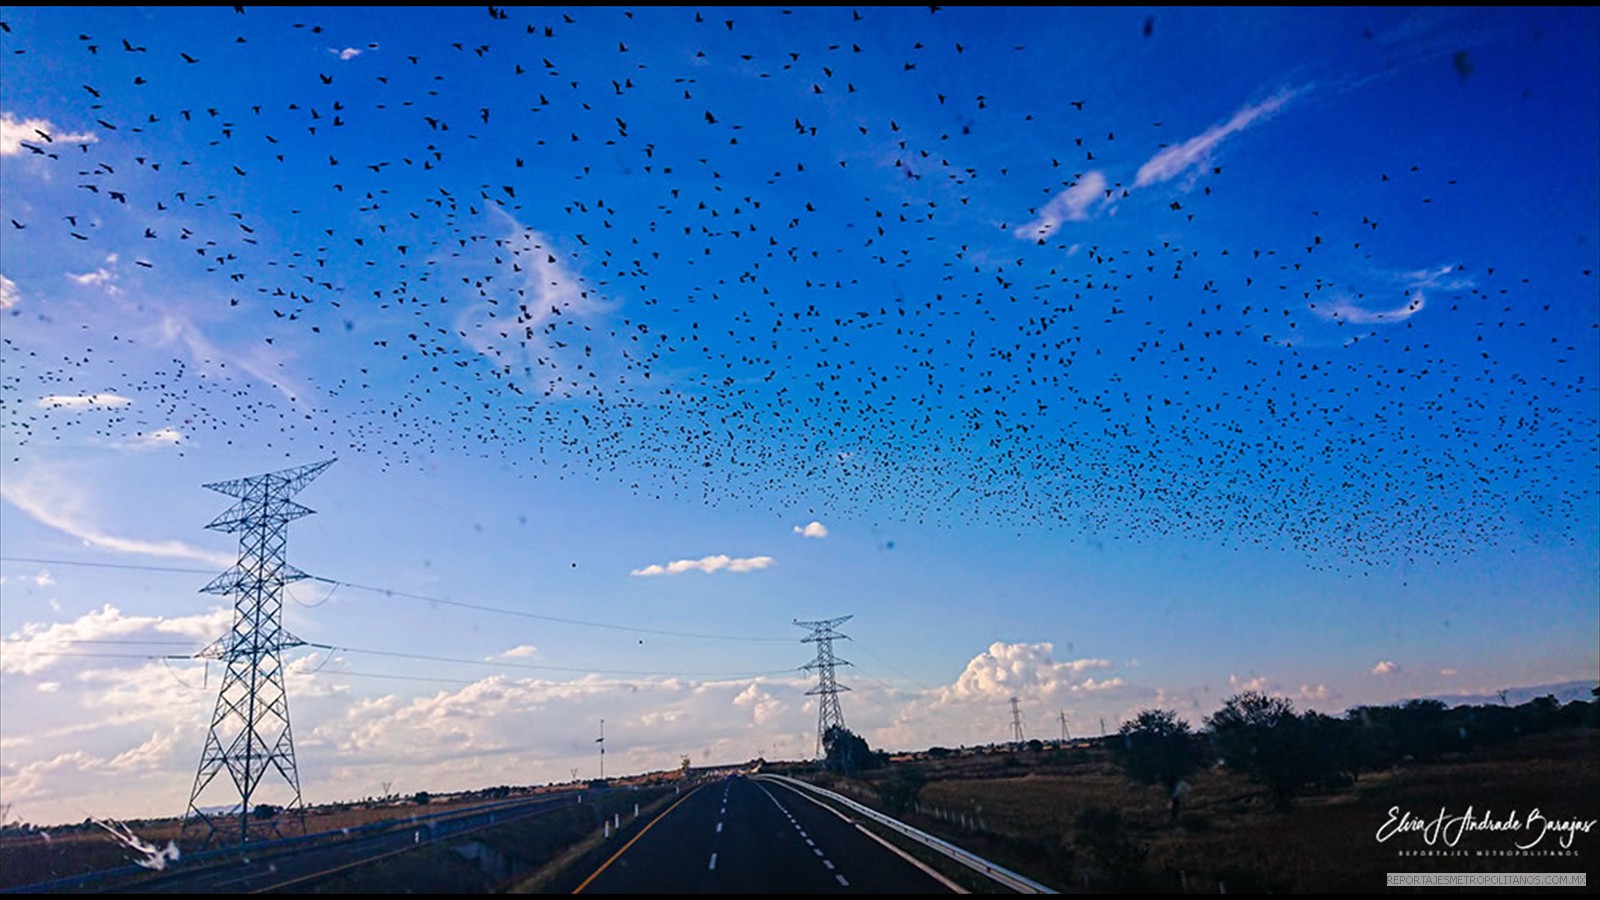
708 852 718 871
758 777 970 894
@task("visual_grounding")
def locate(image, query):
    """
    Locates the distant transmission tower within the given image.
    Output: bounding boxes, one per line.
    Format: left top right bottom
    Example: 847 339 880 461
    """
795 615 852 758
184 459 334 846
1010 696 1026 743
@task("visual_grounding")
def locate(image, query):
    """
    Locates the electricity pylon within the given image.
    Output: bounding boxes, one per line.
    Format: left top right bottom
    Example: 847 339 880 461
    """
1010 696 1026 743
183 459 333 846
795 615 852 759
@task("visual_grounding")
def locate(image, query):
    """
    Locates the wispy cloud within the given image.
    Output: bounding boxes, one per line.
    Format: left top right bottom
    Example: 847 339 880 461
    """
36 393 132 410
154 311 313 410
630 554 776 576
0 467 233 568
1014 171 1108 241
500 645 539 659
792 521 828 539
1 274 19 309
1313 295 1425 325
0 112 97 156
123 427 185 449
67 268 118 291
1135 91 1293 188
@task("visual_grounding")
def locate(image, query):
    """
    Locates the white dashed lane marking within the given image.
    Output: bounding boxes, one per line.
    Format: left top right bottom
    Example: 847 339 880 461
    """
708 852 718 871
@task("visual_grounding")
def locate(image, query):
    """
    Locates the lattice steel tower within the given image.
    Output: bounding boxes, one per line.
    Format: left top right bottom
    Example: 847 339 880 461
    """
184 459 334 846
795 615 852 759
1010 696 1026 743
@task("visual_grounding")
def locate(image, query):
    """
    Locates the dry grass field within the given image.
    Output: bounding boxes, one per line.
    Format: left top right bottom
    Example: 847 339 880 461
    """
838 729 1598 893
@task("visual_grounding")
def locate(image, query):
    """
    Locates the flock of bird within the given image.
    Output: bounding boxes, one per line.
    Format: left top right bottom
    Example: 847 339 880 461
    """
1 8 1594 568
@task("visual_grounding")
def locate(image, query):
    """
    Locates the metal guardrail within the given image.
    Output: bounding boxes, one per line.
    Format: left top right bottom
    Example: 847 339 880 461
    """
1 791 580 894
755 773 1057 894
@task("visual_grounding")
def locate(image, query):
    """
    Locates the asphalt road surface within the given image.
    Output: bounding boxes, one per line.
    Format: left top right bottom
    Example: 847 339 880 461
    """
569 774 955 893
112 793 581 893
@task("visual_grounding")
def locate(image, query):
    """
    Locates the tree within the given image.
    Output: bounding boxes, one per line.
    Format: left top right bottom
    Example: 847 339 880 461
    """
412 790 432 805
1206 691 1309 809
1110 709 1201 819
822 725 882 775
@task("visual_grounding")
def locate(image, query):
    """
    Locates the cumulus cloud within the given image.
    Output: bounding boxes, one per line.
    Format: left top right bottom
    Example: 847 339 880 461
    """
1135 91 1292 188
1228 673 1270 693
792 521 828 539
1 274 18 309
942 642 1112 701
500 645 539 659
0 112 97 156
630 554 775 576
1014 170 1108 241
0 467 233 567
36 393 132 410
1371 660 1400 676
1297 684 1333 702
334 47 363 60
2 604 228 675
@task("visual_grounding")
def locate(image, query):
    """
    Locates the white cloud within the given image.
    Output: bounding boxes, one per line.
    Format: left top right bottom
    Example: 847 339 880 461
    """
1 604 228 675
630 554 775 576
1297 684 1332 702
792 521 828 539
454 210 614 398
1135 91 1292 188
67 268 117 290
0 112 96 156
1 274 19 309
1014 170 1108 241
500 645 539 659
1371 660 1400 676
941 642 1112 701
36 393 132 410
33 568 55 588
1228 673 1271 693
0 467 234 567
335 47 362 60
153 310 313 410
129 427 184 448
1314 294 1426 325
1439 668 1458 677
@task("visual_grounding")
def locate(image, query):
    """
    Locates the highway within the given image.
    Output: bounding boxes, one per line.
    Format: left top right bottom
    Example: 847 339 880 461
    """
108 792 583 893
566 774 957 893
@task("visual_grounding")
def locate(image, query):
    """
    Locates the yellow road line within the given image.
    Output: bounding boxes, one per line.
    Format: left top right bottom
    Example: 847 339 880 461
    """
572 784 706 894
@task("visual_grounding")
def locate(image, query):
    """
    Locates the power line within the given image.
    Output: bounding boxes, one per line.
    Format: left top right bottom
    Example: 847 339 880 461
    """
306 575 795 643
0 556 794 644
316 643 799 679
0 556 216 575
4 637 801 679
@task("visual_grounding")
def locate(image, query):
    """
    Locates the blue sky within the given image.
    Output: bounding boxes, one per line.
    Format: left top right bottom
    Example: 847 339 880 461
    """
1 6 1596 827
